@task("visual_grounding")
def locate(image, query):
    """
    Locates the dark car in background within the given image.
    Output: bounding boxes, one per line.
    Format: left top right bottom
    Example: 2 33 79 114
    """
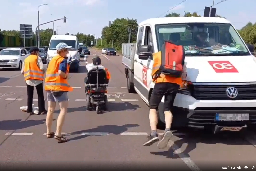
39 48 47 64
106 48 116 56
82 46 90 55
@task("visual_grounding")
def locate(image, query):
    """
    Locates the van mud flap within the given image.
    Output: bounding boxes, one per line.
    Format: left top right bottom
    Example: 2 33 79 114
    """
213 125 247 134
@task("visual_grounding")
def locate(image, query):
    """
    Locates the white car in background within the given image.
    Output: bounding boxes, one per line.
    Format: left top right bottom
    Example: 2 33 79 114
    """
102 48 107 54
0 48 28 70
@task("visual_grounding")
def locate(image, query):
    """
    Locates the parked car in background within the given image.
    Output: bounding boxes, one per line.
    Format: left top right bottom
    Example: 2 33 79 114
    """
102 48 107 54
106 48 116 56
0 48 29 70
39 48 47 64
82 46 90 55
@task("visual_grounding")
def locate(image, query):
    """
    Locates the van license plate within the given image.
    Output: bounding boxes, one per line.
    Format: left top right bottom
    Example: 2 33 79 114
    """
221 127 242 131
216 114 249 121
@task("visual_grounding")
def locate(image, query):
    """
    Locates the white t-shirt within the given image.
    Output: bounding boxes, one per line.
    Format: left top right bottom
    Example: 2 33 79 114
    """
86 63 105 73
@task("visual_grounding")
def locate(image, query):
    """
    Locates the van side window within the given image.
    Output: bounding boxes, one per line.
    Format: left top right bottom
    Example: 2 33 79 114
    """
136 26 144 54
144 26 154 53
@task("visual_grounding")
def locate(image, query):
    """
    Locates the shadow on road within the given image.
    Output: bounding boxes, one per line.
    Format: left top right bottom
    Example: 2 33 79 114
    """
0 119 45 130
107 102 140 111
0 77 10 84
78 66 88 74
69 124 139 141
150 128 251 159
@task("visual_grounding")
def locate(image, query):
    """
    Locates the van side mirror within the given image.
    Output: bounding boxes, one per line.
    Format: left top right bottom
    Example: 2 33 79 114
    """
21 53 25 56
138 52 152 60
247 44 254 52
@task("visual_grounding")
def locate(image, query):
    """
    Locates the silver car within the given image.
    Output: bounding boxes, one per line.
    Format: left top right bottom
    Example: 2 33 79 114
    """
0 48 28 70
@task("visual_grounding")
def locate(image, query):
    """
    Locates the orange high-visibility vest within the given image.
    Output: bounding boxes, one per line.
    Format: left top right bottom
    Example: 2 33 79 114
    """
105 68 111 80
152 51 182 86
44 55 73 92
23 55 44 81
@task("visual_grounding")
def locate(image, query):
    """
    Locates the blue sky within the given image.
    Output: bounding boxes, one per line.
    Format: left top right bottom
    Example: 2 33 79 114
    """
0 0 255 38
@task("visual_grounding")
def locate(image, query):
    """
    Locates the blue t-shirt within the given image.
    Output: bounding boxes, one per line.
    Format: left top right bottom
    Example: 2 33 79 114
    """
59 59 67 73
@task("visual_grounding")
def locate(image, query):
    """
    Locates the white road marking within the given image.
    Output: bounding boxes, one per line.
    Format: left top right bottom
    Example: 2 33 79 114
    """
168 140 201 171
108 87 116 88
15 86 26 88
120 132 148 135
121 87 127 89
43 132 69 135
81 132 109 136
5 132 33 135
0 86 12 87
103 55 110 60
72 87 81 89
33 99 38 101
121 99 138 102
5 98 22 101
108 99 115 102
75 99 86 101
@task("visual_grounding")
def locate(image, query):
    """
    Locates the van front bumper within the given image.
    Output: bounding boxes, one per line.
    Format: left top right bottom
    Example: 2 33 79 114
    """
173 93 256 127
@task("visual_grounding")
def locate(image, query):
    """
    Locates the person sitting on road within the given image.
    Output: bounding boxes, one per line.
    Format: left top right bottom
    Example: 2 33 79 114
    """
85 56 111 84
21 47 47 115
44 42 73 143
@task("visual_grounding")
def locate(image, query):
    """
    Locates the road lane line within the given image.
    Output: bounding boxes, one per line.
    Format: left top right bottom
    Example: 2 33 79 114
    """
120 132 148 135
15 86 26 88
103 55 110 60
43 132 69 135
81 132 109 136
5 98 22 101
0 86 12 87
72 87 81 89
121 87 127 89
108 99 115 102
5 132 33 135
121 99 139 102
33 99 38 101
168 140 201 171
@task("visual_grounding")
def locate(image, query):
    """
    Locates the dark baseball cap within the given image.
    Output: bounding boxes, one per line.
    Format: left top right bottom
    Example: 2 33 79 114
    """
29 47 39 53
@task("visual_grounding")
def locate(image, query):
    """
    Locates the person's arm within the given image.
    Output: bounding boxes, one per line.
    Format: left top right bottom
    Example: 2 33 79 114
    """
58 59 68 79
37 57 44 71
21 61 25 74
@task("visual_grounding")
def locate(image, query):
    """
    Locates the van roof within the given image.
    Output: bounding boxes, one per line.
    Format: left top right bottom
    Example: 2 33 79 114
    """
50 35 77 40
139 17 230 26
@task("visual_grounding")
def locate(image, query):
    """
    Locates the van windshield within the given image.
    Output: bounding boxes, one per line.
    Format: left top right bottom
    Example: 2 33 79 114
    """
49 40 76 50
155 23 250 56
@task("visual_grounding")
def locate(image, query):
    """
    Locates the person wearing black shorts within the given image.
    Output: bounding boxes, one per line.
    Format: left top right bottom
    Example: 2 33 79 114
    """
143 79 180 148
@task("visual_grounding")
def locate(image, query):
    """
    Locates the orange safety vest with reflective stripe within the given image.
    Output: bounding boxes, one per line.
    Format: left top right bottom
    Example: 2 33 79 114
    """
105 68 111 80
23 55 44 81
152 51 183 86
44 55 73 92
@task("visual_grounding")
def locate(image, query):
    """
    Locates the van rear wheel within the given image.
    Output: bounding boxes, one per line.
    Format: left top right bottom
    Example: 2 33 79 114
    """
127 71 136 93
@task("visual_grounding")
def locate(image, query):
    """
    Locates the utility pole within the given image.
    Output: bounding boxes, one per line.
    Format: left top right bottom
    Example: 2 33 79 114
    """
111 40 113 48
23 30 25 48
128 27 131 43
52 22 54 35
101 38 102 46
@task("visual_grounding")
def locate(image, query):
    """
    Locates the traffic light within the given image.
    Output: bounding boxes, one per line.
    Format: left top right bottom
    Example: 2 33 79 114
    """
64 16 66 23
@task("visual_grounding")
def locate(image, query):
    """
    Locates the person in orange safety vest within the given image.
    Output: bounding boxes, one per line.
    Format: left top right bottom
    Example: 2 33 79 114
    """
21 47 47 115
44 42 73 143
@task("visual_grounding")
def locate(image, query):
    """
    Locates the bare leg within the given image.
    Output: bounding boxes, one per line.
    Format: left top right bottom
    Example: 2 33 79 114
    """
46 101 56 135
55 100 68 137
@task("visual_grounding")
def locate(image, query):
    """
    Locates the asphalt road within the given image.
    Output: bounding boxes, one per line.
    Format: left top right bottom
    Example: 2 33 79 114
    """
0 48 256 170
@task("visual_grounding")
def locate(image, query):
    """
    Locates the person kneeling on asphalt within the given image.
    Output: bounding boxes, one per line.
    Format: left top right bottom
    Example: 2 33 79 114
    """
21 47 47 115
143 49 187 149
44 42 73 143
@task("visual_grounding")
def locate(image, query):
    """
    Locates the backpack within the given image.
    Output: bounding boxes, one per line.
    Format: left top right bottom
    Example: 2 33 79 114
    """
152 41 185 80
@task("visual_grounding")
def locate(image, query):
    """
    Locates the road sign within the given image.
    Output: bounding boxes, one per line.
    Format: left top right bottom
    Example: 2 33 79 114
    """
20 24 33 39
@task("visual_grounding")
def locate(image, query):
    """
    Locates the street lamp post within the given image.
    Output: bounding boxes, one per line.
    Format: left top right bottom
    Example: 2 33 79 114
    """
37 3 48 48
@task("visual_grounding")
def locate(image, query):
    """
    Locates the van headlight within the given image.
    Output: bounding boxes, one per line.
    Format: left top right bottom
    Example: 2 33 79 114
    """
10 59 17 62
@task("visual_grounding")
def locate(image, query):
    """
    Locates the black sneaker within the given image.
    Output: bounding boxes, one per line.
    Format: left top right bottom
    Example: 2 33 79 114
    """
143 134 159 146
157 131 173 149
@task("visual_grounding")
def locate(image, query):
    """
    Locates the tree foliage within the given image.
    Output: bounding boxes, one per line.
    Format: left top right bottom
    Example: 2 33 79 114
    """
98 18 138 50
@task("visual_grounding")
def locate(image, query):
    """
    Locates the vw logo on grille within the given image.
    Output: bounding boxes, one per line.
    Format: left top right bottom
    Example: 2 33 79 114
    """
226 87 238 99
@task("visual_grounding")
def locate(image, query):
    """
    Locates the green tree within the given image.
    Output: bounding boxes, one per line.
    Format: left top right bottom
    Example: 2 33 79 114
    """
99 18 138 50
165 13 180 17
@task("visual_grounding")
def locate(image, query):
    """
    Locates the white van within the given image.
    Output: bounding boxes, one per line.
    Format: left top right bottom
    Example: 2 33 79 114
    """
122 17 256 132
47 35 80 72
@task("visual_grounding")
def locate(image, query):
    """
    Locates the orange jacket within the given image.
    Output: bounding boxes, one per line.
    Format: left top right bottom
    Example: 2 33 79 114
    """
23 55 44 81
44 55 73 92
152 51 183 86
